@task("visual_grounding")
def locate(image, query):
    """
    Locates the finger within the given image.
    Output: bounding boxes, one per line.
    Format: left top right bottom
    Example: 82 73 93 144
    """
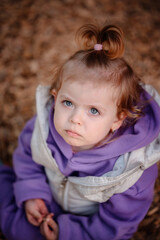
46 213 54 219
28 210 43 225
42 213 54 223
40 222 45 236
28 208 42 220
34 212 43 224
40 203 49 216
41 221 55 240
47 218 58 234
28 215 41 226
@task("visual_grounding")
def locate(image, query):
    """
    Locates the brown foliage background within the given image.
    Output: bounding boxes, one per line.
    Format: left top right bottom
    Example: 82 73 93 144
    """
0 0 160 239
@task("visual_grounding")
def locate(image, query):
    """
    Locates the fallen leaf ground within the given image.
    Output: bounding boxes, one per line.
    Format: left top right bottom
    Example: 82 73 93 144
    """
0 0 160 239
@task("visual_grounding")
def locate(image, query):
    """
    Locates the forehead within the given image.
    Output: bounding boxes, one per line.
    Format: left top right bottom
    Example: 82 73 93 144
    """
58 79 118 108
62 59 111 87
59 60 121 102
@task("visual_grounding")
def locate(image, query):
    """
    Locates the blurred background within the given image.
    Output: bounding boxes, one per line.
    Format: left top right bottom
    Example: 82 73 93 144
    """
0 0 160 239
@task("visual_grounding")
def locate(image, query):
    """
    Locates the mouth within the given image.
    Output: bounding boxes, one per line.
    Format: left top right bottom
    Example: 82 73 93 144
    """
65 130 81 138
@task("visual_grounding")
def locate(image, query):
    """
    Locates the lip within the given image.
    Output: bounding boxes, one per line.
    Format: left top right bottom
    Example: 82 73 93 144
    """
66 130 81 137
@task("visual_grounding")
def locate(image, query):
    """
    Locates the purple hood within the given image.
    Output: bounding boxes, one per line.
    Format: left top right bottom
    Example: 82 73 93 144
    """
47 89 160 176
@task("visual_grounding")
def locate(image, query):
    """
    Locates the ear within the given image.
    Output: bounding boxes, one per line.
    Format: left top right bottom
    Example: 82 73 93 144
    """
111 112 126 132
51 89 57 101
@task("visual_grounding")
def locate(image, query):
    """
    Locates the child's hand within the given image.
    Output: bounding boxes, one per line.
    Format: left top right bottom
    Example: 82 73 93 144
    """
24 198 49 226
40 213 59 240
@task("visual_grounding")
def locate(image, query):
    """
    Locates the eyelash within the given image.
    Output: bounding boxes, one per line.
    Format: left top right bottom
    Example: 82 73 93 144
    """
62 100 73 107
62 100 100 116
89 108 100 115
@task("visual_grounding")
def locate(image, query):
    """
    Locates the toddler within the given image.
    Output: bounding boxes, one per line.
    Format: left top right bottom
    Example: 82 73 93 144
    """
0 23 160 240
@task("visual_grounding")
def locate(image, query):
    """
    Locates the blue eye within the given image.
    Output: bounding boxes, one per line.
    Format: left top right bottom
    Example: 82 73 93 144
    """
63 100 72 107
90 108 99 115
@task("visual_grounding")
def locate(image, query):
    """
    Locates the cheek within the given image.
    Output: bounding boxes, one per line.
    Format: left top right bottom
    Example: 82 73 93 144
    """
54 106 68 130
86 121 109 139
96 126 110 138
54 108 63 130
89 118 113 138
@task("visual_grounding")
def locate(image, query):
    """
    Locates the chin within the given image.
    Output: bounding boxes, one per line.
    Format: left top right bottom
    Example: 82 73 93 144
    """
63 137 80 146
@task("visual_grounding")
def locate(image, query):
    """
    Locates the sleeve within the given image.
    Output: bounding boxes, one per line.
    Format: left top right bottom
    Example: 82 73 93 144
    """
13 116 52 207
57 164 158 240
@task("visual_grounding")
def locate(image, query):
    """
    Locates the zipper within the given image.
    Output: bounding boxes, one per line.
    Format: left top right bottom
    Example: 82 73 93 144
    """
60 176 68 211
60 177 68 188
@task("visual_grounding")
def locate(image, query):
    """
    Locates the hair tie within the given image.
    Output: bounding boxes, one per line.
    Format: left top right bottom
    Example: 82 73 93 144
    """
94 44 103 51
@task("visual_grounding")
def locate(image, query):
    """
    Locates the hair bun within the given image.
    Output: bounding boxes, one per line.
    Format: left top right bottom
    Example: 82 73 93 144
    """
76 23 124 59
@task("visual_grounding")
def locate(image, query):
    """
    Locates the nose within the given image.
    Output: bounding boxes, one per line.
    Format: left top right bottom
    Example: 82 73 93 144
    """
70 109 83 125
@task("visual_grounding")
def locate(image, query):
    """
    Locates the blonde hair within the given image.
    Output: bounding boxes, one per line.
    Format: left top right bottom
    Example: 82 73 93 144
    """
50 23 144 123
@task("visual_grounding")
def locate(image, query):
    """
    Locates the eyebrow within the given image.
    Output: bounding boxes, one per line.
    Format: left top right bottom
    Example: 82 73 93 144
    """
59 94 73 101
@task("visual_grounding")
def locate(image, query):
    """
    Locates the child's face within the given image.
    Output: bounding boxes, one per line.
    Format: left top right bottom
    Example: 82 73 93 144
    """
53 80 123 152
